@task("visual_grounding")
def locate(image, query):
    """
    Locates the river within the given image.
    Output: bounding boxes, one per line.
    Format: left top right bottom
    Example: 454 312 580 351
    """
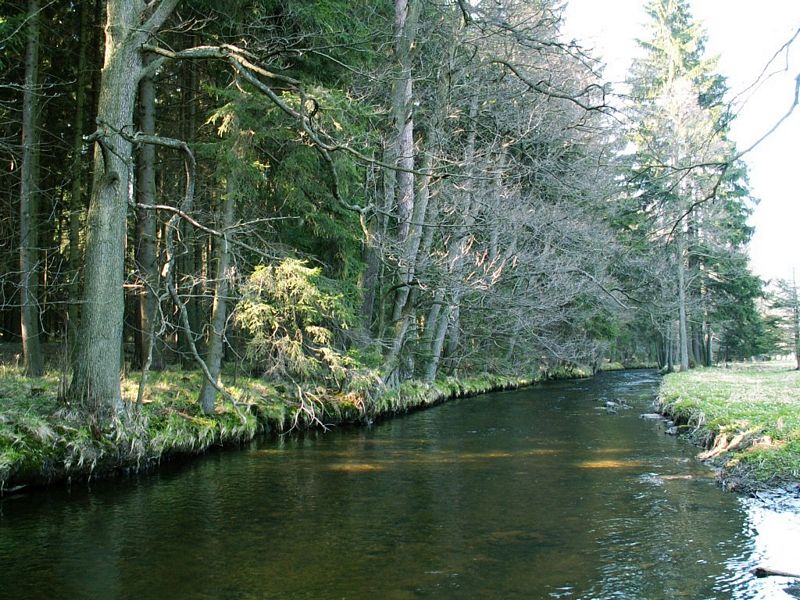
1 370 799 599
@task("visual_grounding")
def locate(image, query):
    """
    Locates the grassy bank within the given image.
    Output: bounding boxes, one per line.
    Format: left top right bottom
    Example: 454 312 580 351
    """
657 362 800 491
598 360 658 372
0 365 588 493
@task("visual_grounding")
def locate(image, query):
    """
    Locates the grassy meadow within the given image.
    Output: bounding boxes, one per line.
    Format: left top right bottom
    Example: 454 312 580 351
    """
658 361 800 491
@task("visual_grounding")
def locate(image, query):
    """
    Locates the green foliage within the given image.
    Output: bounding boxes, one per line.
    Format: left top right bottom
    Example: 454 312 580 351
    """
0 354 595 490
616 0 766 369
769 279 800 360
631 0 726 109
235 258 356 385
708 257 778 360
0 368 266 490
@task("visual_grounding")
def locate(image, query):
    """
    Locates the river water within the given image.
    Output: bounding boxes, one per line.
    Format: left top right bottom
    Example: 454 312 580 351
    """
2 370 799 599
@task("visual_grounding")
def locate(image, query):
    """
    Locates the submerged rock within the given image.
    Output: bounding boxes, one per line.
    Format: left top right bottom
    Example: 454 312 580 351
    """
785 583 800 599
640 413 663 420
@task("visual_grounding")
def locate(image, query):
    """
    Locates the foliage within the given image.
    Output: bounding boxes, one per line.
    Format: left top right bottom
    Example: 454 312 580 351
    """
769 278 800 365
616 0 763 370
0 0 779 493
235 258 357 385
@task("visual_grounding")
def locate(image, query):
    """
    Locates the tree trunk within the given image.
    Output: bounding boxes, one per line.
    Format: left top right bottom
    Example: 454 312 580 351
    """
69 0 178 415
135 52 161 370
443 296 461 375
178 44 201 365
359 162 381 333
665 324 674 373
392 0 419 243
381 0 420 383
676 235 689 371
359 224 381 332
67 0 93 354
421 289 444 362
792 276 800 370
424 303 451 382
19 0 44 377
391 147 432 324
197 125 240 414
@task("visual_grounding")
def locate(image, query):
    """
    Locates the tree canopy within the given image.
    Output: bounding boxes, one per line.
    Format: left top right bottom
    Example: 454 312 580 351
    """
0 0 779 422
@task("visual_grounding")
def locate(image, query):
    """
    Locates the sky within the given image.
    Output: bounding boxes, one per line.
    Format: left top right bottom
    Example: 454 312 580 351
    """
562 0 800 283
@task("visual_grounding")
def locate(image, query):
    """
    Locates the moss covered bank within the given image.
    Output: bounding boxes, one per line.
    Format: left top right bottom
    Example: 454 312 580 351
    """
0 366 588 493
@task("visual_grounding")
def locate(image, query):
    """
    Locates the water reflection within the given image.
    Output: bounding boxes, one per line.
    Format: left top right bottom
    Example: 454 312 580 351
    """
722 494 800 599
0 370 798 599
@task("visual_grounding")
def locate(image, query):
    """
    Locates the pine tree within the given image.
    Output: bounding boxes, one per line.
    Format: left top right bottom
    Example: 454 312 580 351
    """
624 0 758 370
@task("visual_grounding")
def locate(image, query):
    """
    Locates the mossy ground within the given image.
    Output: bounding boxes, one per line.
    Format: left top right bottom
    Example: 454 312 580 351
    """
658 361 800 491
598 360 657 372
0 363 589 492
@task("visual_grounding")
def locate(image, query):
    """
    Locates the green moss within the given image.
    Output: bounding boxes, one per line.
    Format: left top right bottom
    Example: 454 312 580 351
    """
598 361 626 372
0 361 587 492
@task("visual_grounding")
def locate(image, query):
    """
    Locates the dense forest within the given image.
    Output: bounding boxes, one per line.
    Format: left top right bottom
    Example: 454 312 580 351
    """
0 0 784 423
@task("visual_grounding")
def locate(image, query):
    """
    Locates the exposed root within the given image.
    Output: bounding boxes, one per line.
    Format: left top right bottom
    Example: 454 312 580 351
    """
287 385 329 433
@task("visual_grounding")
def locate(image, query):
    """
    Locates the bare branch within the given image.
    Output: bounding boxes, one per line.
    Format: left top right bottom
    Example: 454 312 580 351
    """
735 73 800 160
140 0 180 39
491 58 609 112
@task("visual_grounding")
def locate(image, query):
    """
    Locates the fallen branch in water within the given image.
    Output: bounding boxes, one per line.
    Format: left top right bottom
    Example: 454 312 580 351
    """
752 567 800 578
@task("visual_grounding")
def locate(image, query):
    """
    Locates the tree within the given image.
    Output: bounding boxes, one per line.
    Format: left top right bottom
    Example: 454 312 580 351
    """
134 51 161 373
772 276 800 369
0 0 663 418
196 102 243 414
70 0 179 415
623 0 759 370
366 0 620 381
19 0 43 376
66 0 96 351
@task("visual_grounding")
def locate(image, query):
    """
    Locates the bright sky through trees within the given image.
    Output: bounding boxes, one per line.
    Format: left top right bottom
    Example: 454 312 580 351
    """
563 0 800 282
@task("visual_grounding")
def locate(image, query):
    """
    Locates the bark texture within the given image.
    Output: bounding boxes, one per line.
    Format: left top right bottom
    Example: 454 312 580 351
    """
135 53 161 370
197 126 241 414
70 0 178 415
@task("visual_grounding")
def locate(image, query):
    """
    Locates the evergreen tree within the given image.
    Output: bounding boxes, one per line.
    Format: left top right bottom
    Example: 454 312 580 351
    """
622 0 761 369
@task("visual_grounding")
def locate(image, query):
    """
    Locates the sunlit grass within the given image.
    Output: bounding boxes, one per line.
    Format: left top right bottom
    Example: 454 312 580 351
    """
658 361 800 489
0 367 284 491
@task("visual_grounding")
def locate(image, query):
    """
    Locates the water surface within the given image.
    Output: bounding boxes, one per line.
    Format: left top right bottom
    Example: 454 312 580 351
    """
2 370 799 599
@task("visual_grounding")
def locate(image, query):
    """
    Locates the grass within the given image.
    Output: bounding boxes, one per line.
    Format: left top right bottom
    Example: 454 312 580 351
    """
598 360 658 372
657 361 800 491
0 367 265 491
0 363 590 492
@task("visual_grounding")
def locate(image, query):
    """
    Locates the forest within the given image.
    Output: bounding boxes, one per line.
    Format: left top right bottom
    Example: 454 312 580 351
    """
0 0 792 430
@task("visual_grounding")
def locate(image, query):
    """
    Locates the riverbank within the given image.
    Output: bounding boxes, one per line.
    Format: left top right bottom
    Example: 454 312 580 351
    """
0 364 588 493
657 362 800 493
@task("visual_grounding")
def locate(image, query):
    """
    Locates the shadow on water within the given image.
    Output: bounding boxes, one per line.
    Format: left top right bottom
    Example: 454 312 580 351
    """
2 370 799 599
